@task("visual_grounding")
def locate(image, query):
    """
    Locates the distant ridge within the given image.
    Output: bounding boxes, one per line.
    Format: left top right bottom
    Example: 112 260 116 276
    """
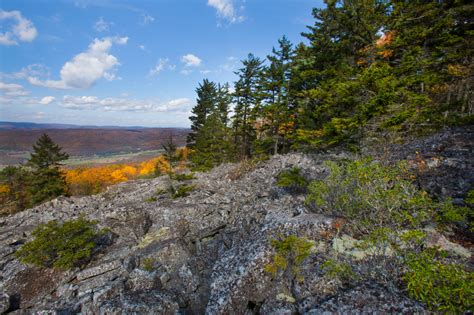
0 121 188 130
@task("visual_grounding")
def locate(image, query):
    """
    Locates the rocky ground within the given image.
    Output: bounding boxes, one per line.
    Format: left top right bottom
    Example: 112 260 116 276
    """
0 127 472 314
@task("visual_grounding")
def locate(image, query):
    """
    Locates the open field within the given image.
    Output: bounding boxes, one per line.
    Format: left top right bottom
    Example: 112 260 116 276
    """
0 126 189 167
63 149 165 168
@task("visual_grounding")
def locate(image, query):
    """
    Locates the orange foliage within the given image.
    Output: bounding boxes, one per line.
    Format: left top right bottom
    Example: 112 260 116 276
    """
376 31 395 58
65 149 187 196
0 184 10 195
139 156 170 176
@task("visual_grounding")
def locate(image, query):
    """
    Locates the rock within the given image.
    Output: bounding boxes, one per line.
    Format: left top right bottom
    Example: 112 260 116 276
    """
98 292 179 315
0 292 10 314
424 228 472 259
307 282 426 314
276 293 296 304
125 269 160 292
332 235 368 260
1 126 472 314
76 260 122 281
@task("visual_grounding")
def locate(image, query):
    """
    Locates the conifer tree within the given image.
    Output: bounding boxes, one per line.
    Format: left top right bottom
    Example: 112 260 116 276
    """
27 133 69 204
216 83 232 126
191 112 233 171
162 134 178 170
232 53 264 158
258 36 295 154
187 79 218 148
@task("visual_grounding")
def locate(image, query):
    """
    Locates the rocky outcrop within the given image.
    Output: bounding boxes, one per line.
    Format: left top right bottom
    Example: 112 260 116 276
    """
0 127 472 314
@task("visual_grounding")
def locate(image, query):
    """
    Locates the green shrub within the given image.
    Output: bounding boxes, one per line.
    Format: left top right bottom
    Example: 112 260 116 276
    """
15 217 108 270
466 190 474 205
265 235 313 282
141 257 156 272
306 158 434 232
145 196 157 203
276 167 309 193
436 199 469 225
403 249 474 313
171 173 196 181
171 184 195 199
321 259 356 283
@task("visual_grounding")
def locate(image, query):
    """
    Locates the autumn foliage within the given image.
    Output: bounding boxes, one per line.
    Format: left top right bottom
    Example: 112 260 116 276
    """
65 148 190 196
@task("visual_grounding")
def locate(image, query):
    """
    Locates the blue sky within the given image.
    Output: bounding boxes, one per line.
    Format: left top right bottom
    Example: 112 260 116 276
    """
1 0 322 127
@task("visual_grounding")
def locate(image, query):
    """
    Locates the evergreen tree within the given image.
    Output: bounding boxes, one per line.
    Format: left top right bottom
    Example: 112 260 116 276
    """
162 134 178 170
27 133 69 205
216 83 232 126
191 112 233 171
384 1 474 128
258 36 295 154
187 79 218 148
232 53 264 158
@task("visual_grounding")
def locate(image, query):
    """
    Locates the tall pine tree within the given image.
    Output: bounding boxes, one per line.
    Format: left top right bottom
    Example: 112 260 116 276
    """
232 53 264 158
258 36 295 154
187 79 218 148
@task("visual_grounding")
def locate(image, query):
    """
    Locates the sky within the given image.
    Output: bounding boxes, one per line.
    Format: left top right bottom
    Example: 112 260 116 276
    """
0 0 322 128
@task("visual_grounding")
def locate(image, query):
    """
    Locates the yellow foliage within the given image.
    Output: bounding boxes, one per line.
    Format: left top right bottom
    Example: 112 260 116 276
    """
0 184 10 195
447 64 469 77
139 156 170 176
66 150 189 196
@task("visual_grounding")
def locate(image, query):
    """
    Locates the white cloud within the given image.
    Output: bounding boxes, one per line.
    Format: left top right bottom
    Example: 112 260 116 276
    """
115 36 128 44
28 37 128 89
165 98 191 110
141 14 155 25
138 44 149 52
60 95 191 112
0 10 38 45
149 58 170 76
207 0 244 24
39 96 55 105
180 69 193 76
200 70 212 75
181 54 202 67
94 17 113 32
0 81 29 97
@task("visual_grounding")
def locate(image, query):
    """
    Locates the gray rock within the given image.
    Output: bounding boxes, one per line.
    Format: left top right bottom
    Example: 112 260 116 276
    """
76 260 122 281
1 128 471 314
0 292 9 314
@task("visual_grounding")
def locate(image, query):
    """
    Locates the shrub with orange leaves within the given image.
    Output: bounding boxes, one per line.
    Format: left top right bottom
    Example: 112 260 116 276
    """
139 156 171 177
66 148 189 196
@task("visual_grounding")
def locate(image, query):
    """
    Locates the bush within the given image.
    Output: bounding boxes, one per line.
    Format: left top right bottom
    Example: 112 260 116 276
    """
306 158 434 233
276 167 308 193
171 173 196 181
265 235 313 282
171 184 195 199
403 248 474 312
321 259 356 283
15 217 108 270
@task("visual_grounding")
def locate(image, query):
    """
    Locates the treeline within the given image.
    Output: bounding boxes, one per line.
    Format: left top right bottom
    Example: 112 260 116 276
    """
188 1 473 170
0 133 190 215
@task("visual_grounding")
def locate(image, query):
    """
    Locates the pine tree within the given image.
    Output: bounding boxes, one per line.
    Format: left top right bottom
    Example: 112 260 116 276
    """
216 83 232 126
187 79 218 148
258 36 295 154
27 133 69 205
232 53 264 158
162 134 178 170
191 112 233 171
